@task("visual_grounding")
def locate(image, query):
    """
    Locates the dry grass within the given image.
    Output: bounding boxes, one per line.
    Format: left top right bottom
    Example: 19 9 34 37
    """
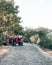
0 46 11 58
44 49 52 56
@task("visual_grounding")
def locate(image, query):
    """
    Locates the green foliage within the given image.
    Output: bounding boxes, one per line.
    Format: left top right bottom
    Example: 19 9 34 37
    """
36 27 48 38
23 37 30 43
36 27 52 49
0 37 3 46
23 28 36 42
0 0 23 36
0 43 2 46
39 38 52 49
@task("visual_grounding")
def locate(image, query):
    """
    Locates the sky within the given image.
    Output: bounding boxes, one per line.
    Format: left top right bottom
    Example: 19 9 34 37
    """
14 0 52 29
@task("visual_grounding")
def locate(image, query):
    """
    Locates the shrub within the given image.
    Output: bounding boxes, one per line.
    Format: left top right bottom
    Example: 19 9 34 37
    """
23 37 30 43
0 43 2 46
39 38 52 49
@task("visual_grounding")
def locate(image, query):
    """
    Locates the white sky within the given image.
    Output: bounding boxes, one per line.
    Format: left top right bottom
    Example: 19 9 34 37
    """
14 0 52 29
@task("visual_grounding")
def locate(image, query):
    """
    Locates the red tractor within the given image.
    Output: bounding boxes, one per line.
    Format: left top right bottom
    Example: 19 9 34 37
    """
9 35 23 46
